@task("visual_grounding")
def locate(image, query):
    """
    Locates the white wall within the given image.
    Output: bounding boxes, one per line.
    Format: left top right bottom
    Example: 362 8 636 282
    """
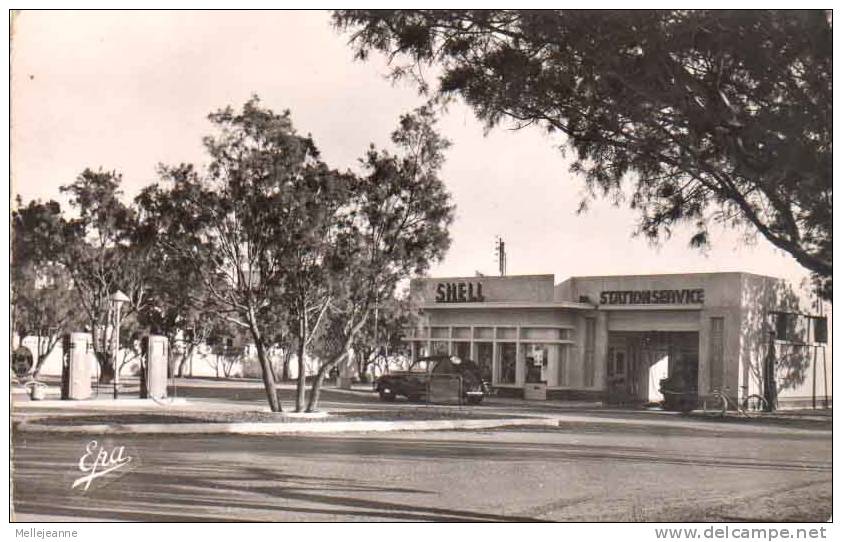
21 335 144 379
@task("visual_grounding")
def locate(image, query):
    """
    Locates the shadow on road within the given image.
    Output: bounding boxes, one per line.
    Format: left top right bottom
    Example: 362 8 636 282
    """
12 448 545 521
11 428 830 522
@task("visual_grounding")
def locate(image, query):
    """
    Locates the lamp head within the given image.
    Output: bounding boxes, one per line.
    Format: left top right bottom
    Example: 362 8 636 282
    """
109 290 130 306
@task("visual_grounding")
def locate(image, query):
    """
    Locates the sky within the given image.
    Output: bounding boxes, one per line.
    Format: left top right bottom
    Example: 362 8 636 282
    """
10 10 813 286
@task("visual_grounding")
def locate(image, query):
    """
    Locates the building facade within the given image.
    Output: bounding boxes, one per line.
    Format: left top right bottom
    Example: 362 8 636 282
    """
406 272 831 408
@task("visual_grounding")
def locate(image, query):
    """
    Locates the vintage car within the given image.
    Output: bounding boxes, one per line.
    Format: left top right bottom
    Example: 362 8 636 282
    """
374 355 490 404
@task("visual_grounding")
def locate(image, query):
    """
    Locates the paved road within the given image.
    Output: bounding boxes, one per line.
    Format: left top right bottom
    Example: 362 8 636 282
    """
12 420 831 522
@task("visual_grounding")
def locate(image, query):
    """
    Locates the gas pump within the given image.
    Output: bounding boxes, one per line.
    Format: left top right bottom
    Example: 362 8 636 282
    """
140 335 169 400
61 333 92 400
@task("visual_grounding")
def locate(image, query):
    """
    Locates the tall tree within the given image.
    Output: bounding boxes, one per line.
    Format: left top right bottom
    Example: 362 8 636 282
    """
131 213 217 378
334 10 832 298
273 164 350 411
139 97 348 412
11 199 80 377
56 169 153 382
304 106 453 411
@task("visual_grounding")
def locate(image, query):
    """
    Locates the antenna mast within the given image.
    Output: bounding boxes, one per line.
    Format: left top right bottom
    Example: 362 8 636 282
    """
495 236 507 277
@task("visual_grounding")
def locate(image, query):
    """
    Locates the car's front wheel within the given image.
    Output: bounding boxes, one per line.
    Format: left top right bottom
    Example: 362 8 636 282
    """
378 388 396 401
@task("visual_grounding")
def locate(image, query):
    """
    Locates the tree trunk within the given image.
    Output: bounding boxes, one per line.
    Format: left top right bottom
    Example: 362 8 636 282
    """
295 333 307 412
357 349 377 383
355 348 368 382
31 353 47 379
281 349 292 381
306 354 342 412
255 339 282 412
31 337 59 379
307 311 371 412
268 357 281 384
97 351 115 384
175 343 193 377
31 349 53 379
763 334 778 412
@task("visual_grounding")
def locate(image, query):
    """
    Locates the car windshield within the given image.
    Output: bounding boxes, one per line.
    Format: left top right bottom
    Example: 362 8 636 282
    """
408 360 431 373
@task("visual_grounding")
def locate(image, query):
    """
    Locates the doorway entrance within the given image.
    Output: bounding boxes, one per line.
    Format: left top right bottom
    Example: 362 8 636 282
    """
606 331 699 406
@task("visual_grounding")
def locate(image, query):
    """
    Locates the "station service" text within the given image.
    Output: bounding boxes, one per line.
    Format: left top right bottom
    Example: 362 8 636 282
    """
600 289 705 305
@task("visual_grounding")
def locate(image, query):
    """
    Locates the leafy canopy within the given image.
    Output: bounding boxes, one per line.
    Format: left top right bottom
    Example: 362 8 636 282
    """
334 10 832 298
11 198 82 373
138 96 357 411
303 105 454 410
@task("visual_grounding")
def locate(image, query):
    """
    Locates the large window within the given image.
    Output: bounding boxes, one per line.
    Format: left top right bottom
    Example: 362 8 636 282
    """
522 343 567 386
524 343 547 383
431 341 449 355
498 343 517 384
430 327 449 339
404 324 578 388
453 341 470 360
475 342 493 382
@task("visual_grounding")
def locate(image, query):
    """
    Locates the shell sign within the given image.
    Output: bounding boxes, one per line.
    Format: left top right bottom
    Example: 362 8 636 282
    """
435 282 486 303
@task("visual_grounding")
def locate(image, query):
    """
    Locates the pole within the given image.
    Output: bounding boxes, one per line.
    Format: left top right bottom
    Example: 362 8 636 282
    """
500 241 506 276
821 346 829 409
112 303 121 399
763 331 777 412
813 345 819 410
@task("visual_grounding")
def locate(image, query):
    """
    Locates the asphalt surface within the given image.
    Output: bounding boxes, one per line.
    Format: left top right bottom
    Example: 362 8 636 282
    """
11 378 833 522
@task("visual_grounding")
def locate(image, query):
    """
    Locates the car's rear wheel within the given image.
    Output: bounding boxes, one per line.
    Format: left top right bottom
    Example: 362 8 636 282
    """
379 388 396 401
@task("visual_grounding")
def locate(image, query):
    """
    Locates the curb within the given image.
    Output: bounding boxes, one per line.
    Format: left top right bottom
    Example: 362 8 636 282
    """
15 416 558 436
552 413 831 436
13 398 190 408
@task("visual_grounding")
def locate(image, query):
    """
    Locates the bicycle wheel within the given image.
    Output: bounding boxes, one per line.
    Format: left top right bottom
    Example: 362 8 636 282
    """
703 393 727 416
741 394 768 415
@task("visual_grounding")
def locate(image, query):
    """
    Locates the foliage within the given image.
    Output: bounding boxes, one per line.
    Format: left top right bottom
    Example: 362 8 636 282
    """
15 97 453 413
350 292 418 381
11 198 81 375
55 169 155 381
138 96 349 411
13 172 156 381
334 10 832 298
304 105 453 411
132 207 221 376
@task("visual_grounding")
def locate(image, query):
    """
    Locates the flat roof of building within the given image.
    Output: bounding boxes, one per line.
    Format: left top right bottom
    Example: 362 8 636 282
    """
419 301 595 310
564 271 781 281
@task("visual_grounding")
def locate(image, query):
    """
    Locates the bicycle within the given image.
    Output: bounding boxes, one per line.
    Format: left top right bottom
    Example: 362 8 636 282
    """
703 387 768 417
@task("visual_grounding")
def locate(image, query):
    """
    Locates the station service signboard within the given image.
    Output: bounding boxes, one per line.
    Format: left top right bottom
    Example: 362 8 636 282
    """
599 289 705 305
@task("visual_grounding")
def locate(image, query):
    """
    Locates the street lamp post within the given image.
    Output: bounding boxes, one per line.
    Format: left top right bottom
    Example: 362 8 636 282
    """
109 290 130 399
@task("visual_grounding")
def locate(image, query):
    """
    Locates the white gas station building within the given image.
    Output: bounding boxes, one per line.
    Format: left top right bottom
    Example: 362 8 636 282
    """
405 272 831 408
